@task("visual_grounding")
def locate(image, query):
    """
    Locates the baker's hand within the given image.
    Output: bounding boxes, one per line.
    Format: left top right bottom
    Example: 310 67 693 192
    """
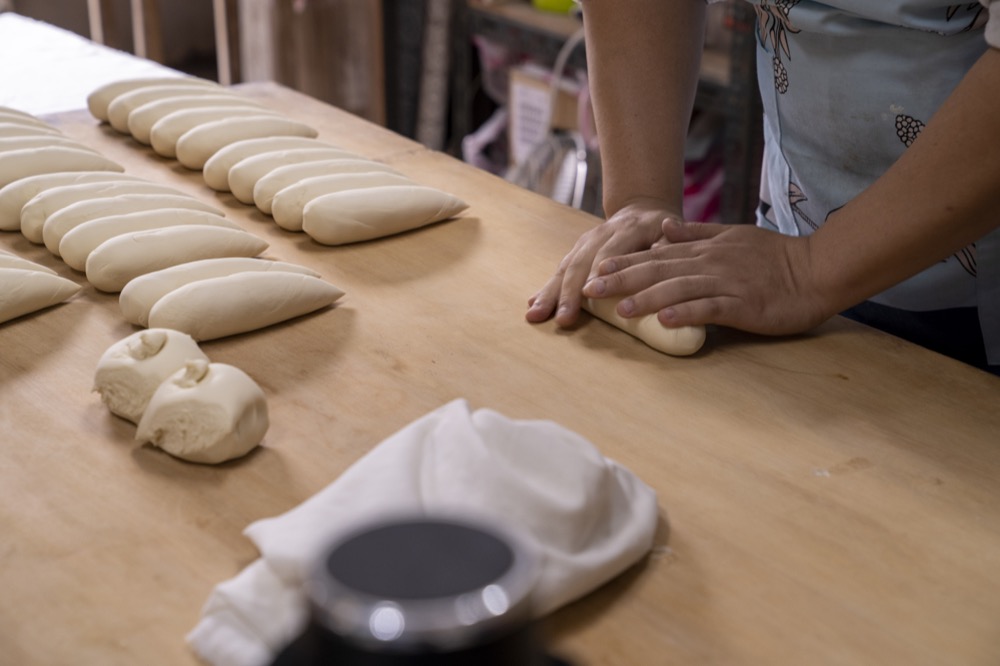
526 197 680 327
581 219 835 336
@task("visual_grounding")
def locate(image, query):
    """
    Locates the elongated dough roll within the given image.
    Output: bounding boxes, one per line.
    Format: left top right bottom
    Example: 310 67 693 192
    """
135 359 269 464
93 328 209 424
128 94 266 144
0 136 97 156
0 267 80 324
175 116 320 170
147 271 344 340
202 136 343 191
106 83 227 133
253 158 401 215
0 172 145 233
149 106 283 158
21 180 182 244
0 111 56 131
0 106 46 122
42 193 225 254
120 257 321 326
302 185 469 245
0 252 58 275
0 122 62 139
86 224 269 293
0 146 123 191
87 76 218 121
227 147 360 204
582 297 706 357
271 172 413 231
60 209 244 271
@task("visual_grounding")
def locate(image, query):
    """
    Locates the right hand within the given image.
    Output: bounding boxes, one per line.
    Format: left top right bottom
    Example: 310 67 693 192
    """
525 197 682 327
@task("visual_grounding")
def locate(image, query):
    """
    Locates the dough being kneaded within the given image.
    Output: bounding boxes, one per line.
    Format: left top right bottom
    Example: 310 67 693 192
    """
583 297 706 357
136 359 269 464
93 328 209 423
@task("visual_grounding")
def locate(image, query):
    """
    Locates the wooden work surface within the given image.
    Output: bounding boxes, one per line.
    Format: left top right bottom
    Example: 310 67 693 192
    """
1 82 999 665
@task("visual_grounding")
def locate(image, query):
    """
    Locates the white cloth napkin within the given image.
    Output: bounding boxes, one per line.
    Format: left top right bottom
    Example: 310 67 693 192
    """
187 399 660 666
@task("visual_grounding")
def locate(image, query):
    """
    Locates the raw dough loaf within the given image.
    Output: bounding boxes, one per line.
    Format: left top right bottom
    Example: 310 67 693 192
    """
0 172 145 232
86 224 269 293
271 172 413 231
0 122 62 139
583 297 706 357
87 76 218 121
202 136 344 191
135 359 269 464
0 146 123 191
147 271 344 340
301 185 469 245
226 147 360 204
0 111 56 131
174 117 320 170
0 267 80 324
0 106 48 123
21 180 182 244
128 94 266 144
0 135 98 155
105 83 227 133
0 250 58 275
253 158 401 214
60 209 244 271
92 328 209 423
42 193 225 254
149 106 283 158
119 256 321 326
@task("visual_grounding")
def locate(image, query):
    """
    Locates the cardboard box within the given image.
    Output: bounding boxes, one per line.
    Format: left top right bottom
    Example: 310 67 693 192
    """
507 62 582 166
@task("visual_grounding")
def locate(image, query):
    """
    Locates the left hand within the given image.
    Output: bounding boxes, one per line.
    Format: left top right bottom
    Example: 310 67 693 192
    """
581 219 837 336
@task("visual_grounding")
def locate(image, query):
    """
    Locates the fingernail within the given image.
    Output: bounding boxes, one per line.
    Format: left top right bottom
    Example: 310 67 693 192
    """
586 278 606 296
619 299 635 316
603 260 618 273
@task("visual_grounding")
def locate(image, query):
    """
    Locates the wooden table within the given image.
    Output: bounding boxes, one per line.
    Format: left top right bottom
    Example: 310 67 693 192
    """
1 83 999 665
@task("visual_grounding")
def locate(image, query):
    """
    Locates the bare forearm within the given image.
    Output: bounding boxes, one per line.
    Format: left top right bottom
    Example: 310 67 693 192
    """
580 0 706 217
810 47 1000 314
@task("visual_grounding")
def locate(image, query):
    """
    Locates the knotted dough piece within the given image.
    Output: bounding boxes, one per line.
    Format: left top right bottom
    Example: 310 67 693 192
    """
0 267 80 324
93 328 209 424
583 297 706 357
301 185 468 245
147 271 345 341
136 359 269 464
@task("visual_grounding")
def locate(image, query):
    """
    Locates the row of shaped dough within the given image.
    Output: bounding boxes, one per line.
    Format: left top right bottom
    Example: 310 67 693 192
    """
0 106 343 339
83 78 707 357
87 77 470 246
